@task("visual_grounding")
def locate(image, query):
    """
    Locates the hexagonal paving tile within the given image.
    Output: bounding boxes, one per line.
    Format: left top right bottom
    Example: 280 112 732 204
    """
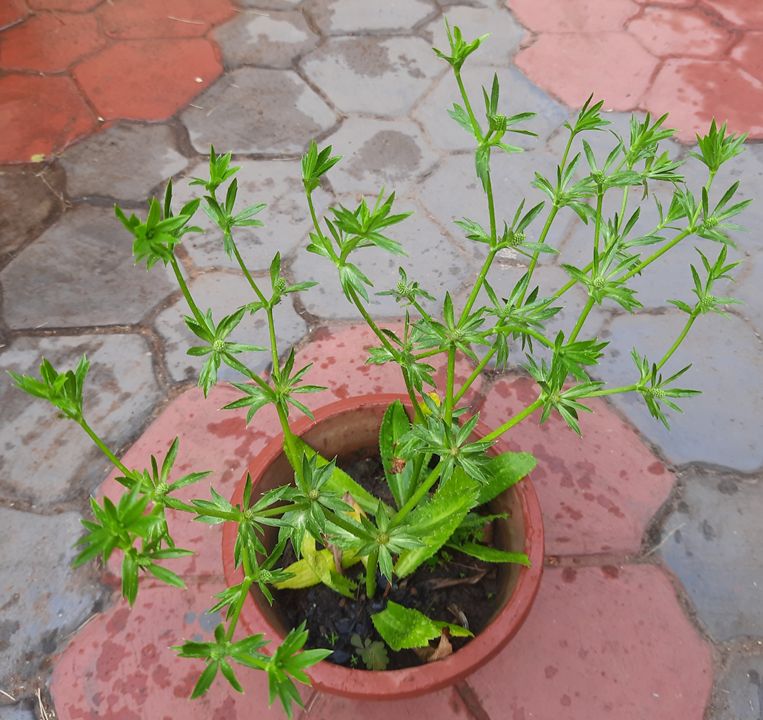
180 68 337 155
0 0 27 29
703 0 763 27
97 0 235 39
477 374 673 555
658 468 763 641
300 36 442 116
413 63 567 152
60 123 189 202
154 271 308 383
27 0 100 9
515 31 659 111
731 31 763 83
0 507 104 695
507 0 640 32
1 206 175 329
320 117 438 197
0 11 105 72
304 0 435 34
0 333 161 506
291 209 480 318
0 165 63 266
422 4 524 66
713 653 763 719
74 39 221 121
169 157 333 271
0 75 95 164
626 6 732 59
237 0 302 8
465 565 712 719
595 310 763 472
418 149 559 235
213 9 319 69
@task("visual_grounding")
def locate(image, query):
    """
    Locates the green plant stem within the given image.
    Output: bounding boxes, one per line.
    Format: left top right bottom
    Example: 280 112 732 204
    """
586 384 638 398
415 347 443 360
365 549 379 598
170 256 205 324
393 461 443 525
656 313 697 370
568 296 595 343
454 69 482 140
593 190 604 262
265 307 280 376
168 500 239 521
226 543 254 641
444 347 456 422
231 241 269 307
616 187 630 233
620 228 692 282
519 205 559 304
79 418 131 476
454 347 496 404
276 403 303 480
460 248 497 322
482 397 543 443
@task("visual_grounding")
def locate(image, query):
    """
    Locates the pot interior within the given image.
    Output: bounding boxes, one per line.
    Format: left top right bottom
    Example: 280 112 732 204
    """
248 400 527 641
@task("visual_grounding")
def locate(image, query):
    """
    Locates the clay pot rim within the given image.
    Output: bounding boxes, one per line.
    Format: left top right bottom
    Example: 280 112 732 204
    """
222 394 544 700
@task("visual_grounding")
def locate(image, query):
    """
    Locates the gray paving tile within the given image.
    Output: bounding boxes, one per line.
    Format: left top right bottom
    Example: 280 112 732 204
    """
0 165 63 267
154 271 308 383
0 206 175 329
413 63 566 152
735 251 763 336
421 4 524 66
659 469 763 641
213 9 318 69
594 310 763 471
170 157 332 271
304 0 436 34
417 149 560 238
0 700 36 720
713 653 763 719
292 208 479 318
237 0 302 8
180 68 337 155
59 123 188 203
1 333 161 506
300 36 442 117
0 507 103 695
321 117 438 197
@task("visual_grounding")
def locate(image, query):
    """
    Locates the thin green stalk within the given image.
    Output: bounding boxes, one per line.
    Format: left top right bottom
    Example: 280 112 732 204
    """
170 256 204 324
620 228 692 282
519 205 559 304
79 418 131 476
265 307 280 377
393 461 443 525
415 347 443 360
586 384 638 398
454 69 482 139
231 241 269 306
226 545 254 641
616 187 630 234
593 190 604 262
568 296 595 343
454 347 496 404
348 287 397 357
656 314 697 370
365 549 378 598
166 499 239 521
460 248 497 322
444 347 456 422
482 397 543 443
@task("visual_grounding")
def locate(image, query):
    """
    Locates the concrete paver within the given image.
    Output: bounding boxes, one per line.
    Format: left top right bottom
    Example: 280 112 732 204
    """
305 0 436 34
713 653 763 720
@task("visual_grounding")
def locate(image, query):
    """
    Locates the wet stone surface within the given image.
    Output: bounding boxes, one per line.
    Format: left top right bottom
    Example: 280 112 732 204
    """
213 9 319 69
0 205 176 329
0 507 105 696
595 311 763 472
180 68 337 155
713 653 763 720
0 333 161 506
170 157 333 272
304 0 436 34
154 271 308 383
321 117 438 197
300 36 442 116
658 468 763 641
59 123 189 203
0 165 63 268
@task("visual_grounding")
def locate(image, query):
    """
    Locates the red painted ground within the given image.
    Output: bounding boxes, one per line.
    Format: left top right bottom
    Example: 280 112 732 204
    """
50 325 711 719
509 0 763 141
0 0 232 163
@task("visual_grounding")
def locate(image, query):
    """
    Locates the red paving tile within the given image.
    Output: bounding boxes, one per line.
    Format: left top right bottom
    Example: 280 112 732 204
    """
627 6 732 58
98 0 235 39
477 376 674 556
509 0 639 32
27 0 102 10
465 565 713 719
644 58 763 141
731 31 763 82
703 0 763 28
0 11 105 72
73 39 222 121
0 0 27 29
0 74 95 164
515 31 658 110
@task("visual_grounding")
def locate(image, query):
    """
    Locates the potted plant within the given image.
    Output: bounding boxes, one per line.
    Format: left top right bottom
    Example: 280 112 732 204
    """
10 21 748 718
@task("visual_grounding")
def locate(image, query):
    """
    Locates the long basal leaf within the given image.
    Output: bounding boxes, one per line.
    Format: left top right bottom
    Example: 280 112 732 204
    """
476 451 536 504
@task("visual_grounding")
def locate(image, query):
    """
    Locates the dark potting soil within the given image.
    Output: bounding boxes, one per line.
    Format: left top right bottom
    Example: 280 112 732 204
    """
271 451 503 670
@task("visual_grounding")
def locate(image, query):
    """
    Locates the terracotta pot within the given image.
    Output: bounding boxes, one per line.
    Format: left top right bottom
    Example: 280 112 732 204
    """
222 394 544 700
